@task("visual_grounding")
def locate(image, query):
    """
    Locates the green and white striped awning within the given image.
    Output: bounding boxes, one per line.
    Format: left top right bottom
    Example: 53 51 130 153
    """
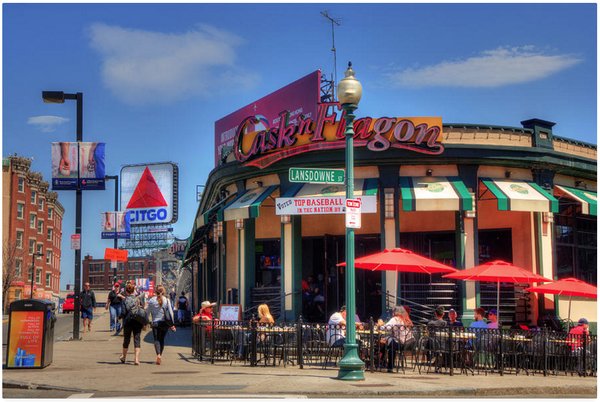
554 185 597 216
399 176 473 211
219 185 277 221
195 198 230 228
480 178 558 213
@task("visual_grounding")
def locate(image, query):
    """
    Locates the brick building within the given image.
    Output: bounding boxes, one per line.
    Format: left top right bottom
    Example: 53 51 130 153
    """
2 155 64 310
83 255 155 291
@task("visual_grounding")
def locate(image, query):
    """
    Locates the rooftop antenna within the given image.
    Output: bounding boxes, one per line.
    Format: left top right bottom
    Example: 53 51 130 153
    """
321 10 341 101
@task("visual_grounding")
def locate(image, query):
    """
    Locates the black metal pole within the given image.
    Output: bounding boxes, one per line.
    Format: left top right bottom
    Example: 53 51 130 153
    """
30 258 35 299
73 92 83 341
105 175 119 283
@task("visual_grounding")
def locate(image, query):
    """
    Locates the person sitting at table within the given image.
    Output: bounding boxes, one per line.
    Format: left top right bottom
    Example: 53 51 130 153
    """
569 318 590 350
427 306 448 328
192 300 217 323
487 309 499 329
326 306 363 347
381 305 416 373
469 307 488 329
258 304 275 324
448 308 464 327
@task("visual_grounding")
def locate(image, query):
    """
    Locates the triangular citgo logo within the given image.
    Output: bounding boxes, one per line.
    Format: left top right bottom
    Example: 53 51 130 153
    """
126 167 168 209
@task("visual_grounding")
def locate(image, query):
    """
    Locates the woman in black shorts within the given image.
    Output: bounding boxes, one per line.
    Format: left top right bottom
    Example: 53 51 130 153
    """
119 282 144 365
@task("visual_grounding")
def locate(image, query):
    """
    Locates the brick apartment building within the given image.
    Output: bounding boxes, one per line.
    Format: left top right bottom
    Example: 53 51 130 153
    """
83 255 156 291
2 155 64 309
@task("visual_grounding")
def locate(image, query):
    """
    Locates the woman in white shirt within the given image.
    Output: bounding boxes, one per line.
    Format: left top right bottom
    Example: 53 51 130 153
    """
146 285 176 365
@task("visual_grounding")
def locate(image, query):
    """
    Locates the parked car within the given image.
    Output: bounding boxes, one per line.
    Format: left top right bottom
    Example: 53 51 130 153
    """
62 293 75 313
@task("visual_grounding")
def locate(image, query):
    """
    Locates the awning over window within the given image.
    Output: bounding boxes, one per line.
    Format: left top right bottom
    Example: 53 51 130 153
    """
480 178 558 213
554 185 597 216
219 185 277 221
399 176 473 211
276 178 378 215
195 198 231 228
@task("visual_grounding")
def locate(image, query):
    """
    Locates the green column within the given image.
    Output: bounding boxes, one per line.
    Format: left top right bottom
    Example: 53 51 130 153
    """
243 218 255 314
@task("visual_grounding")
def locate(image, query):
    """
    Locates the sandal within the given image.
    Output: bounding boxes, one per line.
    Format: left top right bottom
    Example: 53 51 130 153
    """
134 361 140 366
119 355 126 364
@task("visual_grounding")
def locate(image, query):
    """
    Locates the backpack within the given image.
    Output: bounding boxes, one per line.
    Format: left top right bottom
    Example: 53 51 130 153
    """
121 296 148 325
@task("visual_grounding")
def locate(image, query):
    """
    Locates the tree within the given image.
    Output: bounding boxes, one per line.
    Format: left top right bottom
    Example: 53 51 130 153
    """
160 261 192 297
3 240 24 313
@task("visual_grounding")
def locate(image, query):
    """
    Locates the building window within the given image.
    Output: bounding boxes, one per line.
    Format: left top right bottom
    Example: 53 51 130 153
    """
555 199 597 285
48 207 53 219
18 177 24 192
36 244 43 258
38 198 44 211
16 231 24 249
28 239 35 255
37 220 44 234
29 213 36 229
46 272 51 287
36 268 42 284
30 190 36 205
46 250 52 265
47 228 53 241
118 263 124 271
16 203 24 219
15 259 22 277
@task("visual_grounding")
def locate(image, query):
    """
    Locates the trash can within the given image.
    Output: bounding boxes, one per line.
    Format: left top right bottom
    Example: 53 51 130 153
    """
6 299 56 369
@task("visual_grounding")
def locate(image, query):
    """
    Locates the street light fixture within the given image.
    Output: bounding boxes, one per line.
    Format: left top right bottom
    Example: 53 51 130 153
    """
29 253 44 299
42 90 83 341
336 62 365 381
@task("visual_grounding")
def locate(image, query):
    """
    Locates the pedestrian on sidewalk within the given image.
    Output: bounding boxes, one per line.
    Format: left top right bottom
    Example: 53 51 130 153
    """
80 282 96 333
177 291 188 326
146 285 176 365
119 282 144 365
106 282 123 335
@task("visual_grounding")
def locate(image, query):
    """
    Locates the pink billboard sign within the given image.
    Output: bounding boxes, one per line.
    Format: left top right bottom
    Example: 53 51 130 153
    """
214 70 321 166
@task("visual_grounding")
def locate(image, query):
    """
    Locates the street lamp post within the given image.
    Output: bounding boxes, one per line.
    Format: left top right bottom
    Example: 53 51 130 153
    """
42 91 83 341
105 175 119 283
29 253 44 299
336 62 365 380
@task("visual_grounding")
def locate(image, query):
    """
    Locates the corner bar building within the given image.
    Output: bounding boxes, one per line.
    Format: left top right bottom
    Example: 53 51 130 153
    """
183 71 597 329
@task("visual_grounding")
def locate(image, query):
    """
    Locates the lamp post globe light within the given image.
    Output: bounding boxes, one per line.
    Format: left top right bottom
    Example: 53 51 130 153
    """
42 90 83 341
336 62 365 381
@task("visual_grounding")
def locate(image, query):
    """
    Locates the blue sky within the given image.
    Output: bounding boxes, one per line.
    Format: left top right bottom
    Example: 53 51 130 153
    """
2 3 597 288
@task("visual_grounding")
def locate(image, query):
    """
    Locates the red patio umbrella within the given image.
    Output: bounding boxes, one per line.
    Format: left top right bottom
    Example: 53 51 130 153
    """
337 248 457 274
525 277 597 324
443 260 552 324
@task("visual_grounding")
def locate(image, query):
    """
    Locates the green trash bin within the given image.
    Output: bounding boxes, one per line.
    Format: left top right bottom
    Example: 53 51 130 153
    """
6 299 56 368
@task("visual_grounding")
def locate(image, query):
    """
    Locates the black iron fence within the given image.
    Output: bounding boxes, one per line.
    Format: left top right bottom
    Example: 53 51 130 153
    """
191 318 596 377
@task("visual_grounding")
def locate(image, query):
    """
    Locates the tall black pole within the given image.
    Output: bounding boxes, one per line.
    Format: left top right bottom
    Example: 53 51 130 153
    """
73 92 83 341
105 175 119 283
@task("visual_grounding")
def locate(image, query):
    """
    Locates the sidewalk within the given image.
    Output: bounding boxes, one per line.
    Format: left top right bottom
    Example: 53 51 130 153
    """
2 311 597 398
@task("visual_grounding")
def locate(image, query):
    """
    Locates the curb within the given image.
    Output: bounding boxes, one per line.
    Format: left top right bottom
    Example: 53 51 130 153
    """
2 380 94 393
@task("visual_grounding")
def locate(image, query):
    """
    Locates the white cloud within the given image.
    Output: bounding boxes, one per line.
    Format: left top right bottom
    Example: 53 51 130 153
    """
388 46 582 88
27 115 70 132
88 23 258 104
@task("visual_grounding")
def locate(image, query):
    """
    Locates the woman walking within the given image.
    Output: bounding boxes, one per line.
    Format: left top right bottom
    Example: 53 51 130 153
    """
119 282 144 365
146 285 176 365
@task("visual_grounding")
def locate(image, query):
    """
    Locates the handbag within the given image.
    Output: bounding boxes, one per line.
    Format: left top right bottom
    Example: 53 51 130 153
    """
162 299 175 327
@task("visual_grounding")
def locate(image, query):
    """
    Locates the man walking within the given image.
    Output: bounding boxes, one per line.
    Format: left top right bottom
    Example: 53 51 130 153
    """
177 292 188 327
80 282 97 333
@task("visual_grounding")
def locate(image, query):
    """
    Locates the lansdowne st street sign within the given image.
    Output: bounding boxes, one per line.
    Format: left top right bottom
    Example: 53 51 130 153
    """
289 167 345 184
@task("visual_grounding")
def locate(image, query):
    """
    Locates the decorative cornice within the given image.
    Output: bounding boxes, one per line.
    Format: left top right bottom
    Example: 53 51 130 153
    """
27 171 43 187
9 155 32 173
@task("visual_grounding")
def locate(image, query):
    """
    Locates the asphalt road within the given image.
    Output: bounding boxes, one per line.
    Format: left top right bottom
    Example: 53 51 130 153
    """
2 312 78 366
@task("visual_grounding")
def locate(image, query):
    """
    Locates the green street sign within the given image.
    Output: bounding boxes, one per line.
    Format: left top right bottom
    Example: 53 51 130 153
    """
289 167 345 184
